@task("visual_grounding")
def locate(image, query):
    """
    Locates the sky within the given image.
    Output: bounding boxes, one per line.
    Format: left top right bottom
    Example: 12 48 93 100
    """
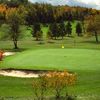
29 0 100 9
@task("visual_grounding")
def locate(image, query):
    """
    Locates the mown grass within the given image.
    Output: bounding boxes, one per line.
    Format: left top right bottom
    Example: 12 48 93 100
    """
0 49 100 71
0 22 100 99
0 43 100 100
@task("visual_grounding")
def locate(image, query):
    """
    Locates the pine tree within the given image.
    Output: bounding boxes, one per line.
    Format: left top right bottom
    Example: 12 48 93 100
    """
76 22 82 36
66 21 72 37
32 23 42 41
59 22 66 39
49 23 59 40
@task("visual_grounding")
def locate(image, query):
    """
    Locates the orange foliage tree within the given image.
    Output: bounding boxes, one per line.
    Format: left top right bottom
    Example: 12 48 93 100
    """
33 71 77 100
0 4 7 25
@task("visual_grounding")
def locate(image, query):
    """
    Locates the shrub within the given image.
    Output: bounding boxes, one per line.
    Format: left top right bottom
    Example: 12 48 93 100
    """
32 71 77 100
0 50 4 61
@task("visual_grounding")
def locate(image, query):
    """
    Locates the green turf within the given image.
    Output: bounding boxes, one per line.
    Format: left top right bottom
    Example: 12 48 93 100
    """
0 70 100 100
41 26 49 38
0 49 100 71
0 47 100 99
0 22 100 99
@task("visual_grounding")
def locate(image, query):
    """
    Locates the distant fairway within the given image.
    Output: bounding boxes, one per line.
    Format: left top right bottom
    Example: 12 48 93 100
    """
1 49 100 71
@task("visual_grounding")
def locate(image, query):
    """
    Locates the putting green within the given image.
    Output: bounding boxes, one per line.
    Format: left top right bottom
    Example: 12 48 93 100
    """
1 49 100 71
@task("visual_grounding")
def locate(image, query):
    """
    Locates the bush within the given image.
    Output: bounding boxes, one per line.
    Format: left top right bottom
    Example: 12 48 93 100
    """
32 71 77 100
0 50 4 61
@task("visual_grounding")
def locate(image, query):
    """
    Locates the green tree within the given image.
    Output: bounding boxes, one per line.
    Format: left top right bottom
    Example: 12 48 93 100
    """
49 23 59 40
66 21 72 37
32 23 43 41
36 31 43 41
6 8 22 49
76 22 82 36
59 22 66 39
47 30 53 40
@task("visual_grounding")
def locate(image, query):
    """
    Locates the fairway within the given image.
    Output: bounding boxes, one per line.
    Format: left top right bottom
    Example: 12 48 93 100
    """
0 48 100 100
1 49 100 71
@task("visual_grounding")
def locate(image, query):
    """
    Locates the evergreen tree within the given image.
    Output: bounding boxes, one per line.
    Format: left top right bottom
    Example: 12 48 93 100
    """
49 23 59 40
47 30 53 39
32 23 42 41
76 22 82 36
66 21 72 37
59 22 66 39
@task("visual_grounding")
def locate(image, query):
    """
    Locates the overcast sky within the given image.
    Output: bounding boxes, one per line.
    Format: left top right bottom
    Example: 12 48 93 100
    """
29 0 100 9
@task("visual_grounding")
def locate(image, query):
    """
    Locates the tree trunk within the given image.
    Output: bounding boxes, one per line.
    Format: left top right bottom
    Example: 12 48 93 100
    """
55 90 61 100
14 40 18 49
94 31 99 43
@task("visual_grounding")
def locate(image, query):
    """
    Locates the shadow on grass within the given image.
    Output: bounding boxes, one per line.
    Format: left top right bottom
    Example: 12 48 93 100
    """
80 40 100 44
1 48 28 52
0 96 76 100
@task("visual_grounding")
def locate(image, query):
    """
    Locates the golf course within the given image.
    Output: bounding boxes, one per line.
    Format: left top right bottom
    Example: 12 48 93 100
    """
0 0 100 100
0 39 100 100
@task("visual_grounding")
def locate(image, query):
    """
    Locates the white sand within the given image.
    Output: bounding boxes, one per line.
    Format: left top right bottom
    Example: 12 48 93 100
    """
0 70 39 78
3 52 15 56
1 52 40 78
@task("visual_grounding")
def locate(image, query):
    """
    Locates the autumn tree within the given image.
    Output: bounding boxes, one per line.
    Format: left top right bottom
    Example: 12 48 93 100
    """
33 71 77 100
76 22 82 36
33 76 47 100
0 2 99 24
0 4 7 25
45 71 77 100
87 15 100 43
6 8 23 49
2 0 28 7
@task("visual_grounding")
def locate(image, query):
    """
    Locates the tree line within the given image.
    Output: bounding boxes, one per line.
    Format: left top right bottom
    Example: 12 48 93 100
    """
0 0 100 24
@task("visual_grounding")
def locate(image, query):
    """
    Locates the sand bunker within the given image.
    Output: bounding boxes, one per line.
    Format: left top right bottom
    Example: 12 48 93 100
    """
0 70 40 78
3 52 15 56
0 52 43 78
0 69 74 78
